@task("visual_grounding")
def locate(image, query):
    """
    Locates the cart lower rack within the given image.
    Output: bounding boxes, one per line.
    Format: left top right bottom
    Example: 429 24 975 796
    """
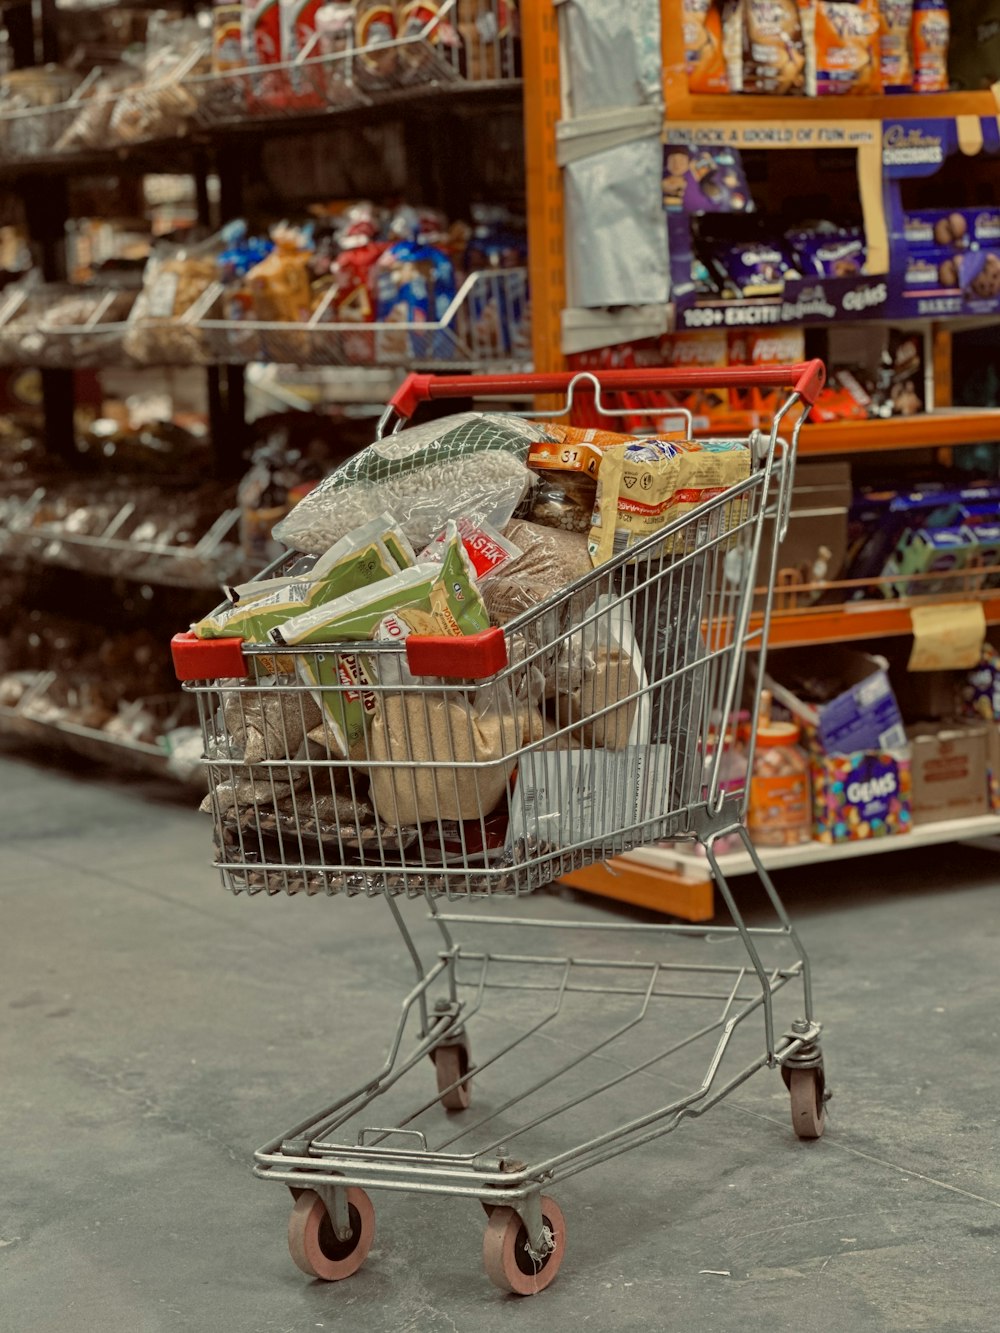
173 361 830 1294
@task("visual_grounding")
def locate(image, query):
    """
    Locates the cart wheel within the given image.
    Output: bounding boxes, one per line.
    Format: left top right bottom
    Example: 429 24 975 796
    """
434 1041 472 1111
287 1187 375 1281
482 1196 566 1296
789 1067 827 1140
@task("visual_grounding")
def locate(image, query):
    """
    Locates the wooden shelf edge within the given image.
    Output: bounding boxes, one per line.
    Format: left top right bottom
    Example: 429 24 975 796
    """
798 411 1000 457
559 859 715 923
755 596 1000 649
639 813 1000 882
665 90 1000 124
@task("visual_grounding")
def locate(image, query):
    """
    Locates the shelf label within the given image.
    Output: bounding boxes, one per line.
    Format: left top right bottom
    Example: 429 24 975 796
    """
663 121 879 150
909 602 987 672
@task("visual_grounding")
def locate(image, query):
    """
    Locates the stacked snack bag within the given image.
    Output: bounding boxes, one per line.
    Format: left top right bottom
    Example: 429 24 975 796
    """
683 0 951 95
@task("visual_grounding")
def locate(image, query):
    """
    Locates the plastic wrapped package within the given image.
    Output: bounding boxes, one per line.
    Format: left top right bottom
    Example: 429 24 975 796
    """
368 689 538 827
271 413 547 554
222 684 322 764
559 0 661 116
484 520 593 625
123 235 219 365
108 14 208 145
563 135 670 309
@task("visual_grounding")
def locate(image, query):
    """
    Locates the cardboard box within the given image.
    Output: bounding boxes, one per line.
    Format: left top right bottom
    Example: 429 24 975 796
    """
765 647 908 756
882 527 977 598
908 722 989 825
812 750 912 843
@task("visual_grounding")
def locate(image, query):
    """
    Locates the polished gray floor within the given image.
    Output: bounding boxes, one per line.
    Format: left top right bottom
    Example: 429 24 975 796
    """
2 745 998 1333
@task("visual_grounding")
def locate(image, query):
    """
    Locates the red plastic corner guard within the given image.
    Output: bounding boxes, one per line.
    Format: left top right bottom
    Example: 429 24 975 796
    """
405 628 508 680
171 632 248 682
389 372 436 421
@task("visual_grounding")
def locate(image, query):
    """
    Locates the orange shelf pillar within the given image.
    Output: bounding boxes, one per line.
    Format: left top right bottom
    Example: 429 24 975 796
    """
521 1 566 379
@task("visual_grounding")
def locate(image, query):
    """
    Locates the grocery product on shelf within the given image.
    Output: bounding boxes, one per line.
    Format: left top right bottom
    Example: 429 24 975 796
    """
805 0 882 97
911 0 950 92
747 695 812 847
678 0 952 95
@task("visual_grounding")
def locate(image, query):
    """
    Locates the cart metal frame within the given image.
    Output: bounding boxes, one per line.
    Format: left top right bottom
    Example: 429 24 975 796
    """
174 361 830 1294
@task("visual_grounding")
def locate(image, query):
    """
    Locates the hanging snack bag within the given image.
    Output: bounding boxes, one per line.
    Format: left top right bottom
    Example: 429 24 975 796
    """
911 0 949 92
684 1 730 93
742 0 808 94
878 0 914 90
804 1 883 95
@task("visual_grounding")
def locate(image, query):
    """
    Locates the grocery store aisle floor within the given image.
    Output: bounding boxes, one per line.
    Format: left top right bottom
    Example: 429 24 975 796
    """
3 745 999 1333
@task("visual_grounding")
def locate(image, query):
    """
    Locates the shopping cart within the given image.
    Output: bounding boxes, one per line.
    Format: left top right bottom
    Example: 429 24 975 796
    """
172 361 829 1295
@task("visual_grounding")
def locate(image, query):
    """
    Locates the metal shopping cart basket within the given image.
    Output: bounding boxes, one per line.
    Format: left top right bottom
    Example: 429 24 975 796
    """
172 361 829 1295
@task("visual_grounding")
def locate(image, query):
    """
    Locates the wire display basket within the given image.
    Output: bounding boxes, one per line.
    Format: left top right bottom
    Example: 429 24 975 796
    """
196 267 530 369
185 1 520 129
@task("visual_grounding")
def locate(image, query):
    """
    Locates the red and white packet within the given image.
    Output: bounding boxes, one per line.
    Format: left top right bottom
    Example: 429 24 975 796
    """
418 516 521 581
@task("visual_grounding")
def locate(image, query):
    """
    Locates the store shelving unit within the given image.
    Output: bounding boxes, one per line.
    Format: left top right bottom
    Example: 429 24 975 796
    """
5 2 1000 912
548 1 1000 918
0 3 530 774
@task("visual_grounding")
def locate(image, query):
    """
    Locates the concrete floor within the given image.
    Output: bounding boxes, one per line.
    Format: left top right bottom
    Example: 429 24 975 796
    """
2 744 999 1333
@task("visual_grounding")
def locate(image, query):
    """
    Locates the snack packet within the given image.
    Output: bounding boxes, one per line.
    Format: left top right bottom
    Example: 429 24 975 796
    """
804 0 883 95
878 1 914 90
193 518 405 641
684 0 730 93
417 516 522 581
247 225 313 323
742 0 808 95
912 0 949 93
589 440 684 567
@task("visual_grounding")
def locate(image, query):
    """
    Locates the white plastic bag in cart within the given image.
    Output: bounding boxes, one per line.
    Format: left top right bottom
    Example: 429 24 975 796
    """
507 596 672 856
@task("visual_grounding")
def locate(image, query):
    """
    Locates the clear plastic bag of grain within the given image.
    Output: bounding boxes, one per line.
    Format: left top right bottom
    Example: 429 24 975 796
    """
272 412 551 554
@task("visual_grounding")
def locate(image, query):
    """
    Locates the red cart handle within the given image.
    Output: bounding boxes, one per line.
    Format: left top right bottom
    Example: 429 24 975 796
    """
172 628 508 682
390 360 827 420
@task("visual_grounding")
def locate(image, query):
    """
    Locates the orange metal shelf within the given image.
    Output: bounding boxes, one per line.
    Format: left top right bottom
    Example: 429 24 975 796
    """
798 411 1000 457
753 596 1000 650
666 90 1000 123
